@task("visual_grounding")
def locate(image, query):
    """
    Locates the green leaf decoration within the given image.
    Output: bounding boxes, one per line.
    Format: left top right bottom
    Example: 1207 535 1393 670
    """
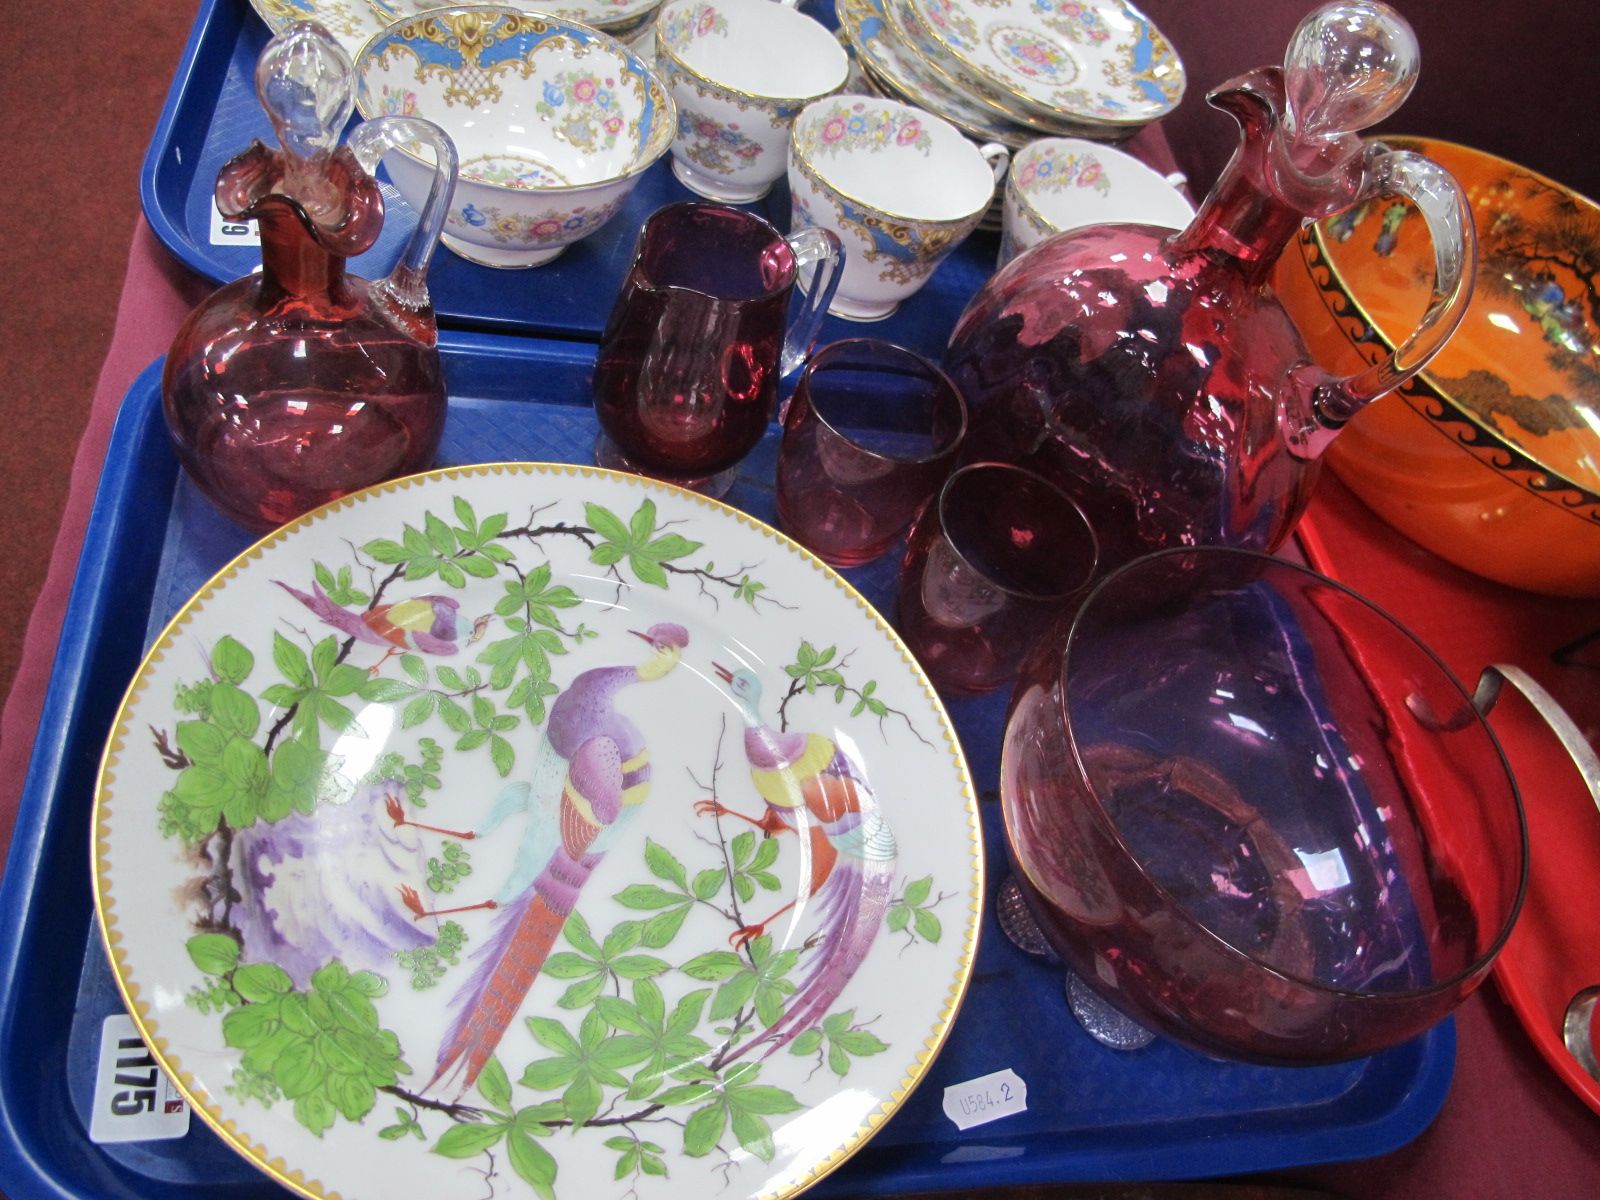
378 1106 425 1142
327 1072 376 1122
233 962 294 1003
888 874 945 944
640 903 693 948
519 1010 629 1125
506 1127 558 1200
730 1107 776 1163
613 884 686 911
681 951 744 982
477 1056 513 1112
209 683 261 739
359 677 418 704
584 503 630 546
175 720 227 765
186 933 240 977
363 537 407 564
395 928 467 992
212 636 255 685
434 1119 508 1159
271 632 311 688
681 1102 727 1158
644 839 688 890
583 499 703 589
294 1092 336 1138
563 911 602 958
219 955 408 1138
613 1145 640 1181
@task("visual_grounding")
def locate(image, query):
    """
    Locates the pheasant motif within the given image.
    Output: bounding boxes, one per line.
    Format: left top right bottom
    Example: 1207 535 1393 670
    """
275 579 462 670
389 622 691 1096
697 663 898 1061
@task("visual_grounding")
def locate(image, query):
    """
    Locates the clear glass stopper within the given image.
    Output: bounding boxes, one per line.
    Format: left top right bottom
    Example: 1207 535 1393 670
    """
256 22 356 221
1283 1 1420 141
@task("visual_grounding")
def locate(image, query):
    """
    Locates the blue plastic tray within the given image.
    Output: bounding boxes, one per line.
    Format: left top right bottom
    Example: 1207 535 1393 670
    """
139 0 996 349
0 331 1454 1199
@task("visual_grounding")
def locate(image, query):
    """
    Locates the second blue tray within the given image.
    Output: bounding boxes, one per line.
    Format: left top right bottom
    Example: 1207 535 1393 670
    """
140 0 998 349
0 329 1453 1200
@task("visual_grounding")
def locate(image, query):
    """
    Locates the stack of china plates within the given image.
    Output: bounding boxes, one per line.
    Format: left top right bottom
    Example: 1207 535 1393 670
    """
249 0 665 62
834 0 1184 149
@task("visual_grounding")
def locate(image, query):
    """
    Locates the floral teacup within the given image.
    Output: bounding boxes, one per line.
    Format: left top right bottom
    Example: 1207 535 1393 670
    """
789 96 1008 321
355 6 675 268
1000 137 1193 266
655 0 848 202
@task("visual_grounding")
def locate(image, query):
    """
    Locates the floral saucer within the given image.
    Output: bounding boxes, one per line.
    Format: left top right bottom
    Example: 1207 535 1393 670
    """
93 464 982 1200
901 0 1184 127
835 0 1033 148
249 0 663 59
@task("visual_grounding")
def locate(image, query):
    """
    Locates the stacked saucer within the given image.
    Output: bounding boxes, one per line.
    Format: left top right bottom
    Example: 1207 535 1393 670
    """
834 0 1184 149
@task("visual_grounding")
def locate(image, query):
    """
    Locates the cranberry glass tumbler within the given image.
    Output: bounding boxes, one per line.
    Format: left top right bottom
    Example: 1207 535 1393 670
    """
776 339 966 566
896 463 1098 697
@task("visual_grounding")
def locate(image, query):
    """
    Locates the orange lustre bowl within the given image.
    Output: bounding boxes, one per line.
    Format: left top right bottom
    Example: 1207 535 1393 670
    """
1275 137 1600 598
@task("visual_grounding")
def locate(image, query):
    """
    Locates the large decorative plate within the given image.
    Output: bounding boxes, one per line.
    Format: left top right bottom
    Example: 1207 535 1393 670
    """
250 0 663 60
900 0 1183 127
93 464 982 1200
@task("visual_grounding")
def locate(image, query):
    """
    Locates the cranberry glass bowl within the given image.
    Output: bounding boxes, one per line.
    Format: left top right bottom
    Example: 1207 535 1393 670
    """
1001 548 1527 1065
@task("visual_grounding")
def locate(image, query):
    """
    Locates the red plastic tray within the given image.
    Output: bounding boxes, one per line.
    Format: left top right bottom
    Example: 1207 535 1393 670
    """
1297 473 1600 1118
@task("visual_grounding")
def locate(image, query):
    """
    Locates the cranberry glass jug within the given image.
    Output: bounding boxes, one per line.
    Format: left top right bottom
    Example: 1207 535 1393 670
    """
163 23 458 533
943 2 1475 572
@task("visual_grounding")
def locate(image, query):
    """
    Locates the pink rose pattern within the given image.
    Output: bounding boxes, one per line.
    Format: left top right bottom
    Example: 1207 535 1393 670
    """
534 70 630 155
1013 147 1113 197
660 3 729 53
921 0 981 51
677 106 765 177
446 196 629 247
461 155 570 190
1035 0 1113 44
993 28 1076 83
378 86 418 117
805 101 933 158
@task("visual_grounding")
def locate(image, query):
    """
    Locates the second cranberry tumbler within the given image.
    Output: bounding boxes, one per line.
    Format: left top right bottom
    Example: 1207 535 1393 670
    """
897 463 1099 697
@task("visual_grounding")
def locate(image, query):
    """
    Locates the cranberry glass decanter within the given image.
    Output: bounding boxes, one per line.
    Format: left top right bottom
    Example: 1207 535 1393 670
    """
943 2 1475 572
163 23 458 533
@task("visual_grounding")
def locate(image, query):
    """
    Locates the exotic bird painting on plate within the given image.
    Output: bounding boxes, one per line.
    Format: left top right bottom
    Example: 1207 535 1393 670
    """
93 463 982 1200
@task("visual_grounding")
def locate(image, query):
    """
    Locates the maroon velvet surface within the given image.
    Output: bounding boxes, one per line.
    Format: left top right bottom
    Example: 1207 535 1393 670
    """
0 1 1596 1197
0 0 202 870
1139 0 1600 203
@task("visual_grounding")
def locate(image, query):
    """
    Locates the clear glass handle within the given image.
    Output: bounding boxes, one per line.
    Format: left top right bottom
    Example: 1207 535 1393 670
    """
1302 145 1475 432
780 226 844 376
347 116 459 318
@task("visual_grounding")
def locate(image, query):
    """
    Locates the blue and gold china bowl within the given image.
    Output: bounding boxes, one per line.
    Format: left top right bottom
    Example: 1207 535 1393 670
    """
253 0 666 59
355 5 675 268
